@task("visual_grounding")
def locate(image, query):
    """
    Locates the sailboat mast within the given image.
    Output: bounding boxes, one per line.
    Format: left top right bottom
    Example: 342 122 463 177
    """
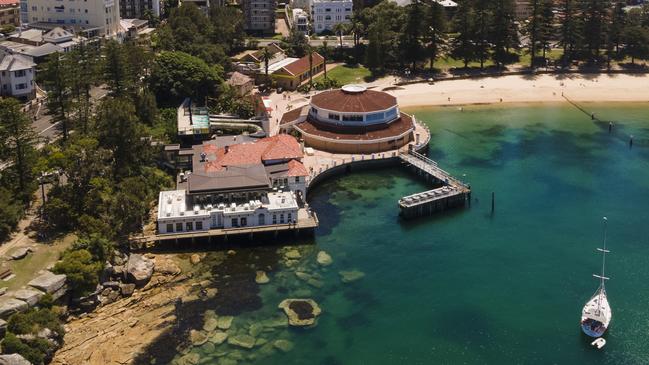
600 217 607 288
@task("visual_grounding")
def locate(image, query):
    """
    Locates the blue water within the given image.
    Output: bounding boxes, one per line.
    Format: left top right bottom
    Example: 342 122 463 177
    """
165 103 649 365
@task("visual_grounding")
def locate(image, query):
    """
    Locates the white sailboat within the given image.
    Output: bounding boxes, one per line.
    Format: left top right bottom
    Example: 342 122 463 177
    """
581 217 612 338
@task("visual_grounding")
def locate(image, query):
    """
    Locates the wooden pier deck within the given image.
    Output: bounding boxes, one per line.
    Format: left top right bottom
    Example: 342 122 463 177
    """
398 151 471 218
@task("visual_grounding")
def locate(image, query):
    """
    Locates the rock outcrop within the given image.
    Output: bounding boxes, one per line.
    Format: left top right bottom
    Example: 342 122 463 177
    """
28 271 66 294
227 334 255 349
278 299 322 327
10 247 31 260
12 288 44 306
125 254 154 287
0 353 31 365
0 298 28 319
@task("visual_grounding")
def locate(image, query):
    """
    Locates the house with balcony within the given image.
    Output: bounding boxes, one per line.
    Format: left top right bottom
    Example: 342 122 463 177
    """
311 0 351 34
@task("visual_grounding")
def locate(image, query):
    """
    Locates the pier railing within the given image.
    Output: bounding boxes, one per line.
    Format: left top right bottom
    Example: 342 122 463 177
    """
400 150 470 190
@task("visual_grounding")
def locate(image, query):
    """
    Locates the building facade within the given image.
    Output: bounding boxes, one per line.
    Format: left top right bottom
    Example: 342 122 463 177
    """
311 0 351 34
271 51 324 90
0 53 35 99
27 0 120 36
0 0 20 29
119 0 160 18
242 0 276 35
280 85 415 154
292 8 308 34
157 135 309 234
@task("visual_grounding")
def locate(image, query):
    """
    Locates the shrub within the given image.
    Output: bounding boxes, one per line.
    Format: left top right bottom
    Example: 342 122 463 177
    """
53 249 103 298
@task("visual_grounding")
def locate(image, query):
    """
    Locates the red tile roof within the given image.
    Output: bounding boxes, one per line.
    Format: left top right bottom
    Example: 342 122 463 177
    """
199 135 303 174
311 88 397 113
0 0 18 5
295 113 414 141
282 52 324 76
287 159 308 177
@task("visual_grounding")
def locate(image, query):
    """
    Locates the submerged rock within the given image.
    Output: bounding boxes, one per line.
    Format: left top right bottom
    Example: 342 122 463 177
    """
316 251 332 266
295 272 311 281
189 330 208 346
203 317 218 332
255 271 269 284
339 270 365 283
208 331 228 345
273 339 294 352
284 249 301 260
176 352 200 365
277 299 322 327
248 323 264 337
227 334 256 349
217 316 233 330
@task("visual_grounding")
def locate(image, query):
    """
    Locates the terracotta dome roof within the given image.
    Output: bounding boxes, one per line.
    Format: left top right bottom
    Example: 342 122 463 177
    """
310 88 397 113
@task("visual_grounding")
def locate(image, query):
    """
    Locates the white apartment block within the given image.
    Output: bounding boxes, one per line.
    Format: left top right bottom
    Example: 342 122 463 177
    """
0 53 35 100
27 0 120 36
311 0 351 34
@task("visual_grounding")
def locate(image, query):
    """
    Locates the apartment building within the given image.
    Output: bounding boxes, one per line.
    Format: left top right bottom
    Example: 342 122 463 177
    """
119 0 160 18
242 0 276 35
27 0 120 36
0 0 20 29
311 0 351 34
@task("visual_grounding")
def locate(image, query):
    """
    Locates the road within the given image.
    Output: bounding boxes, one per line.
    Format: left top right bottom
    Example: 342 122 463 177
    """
0 86 108 172
256 38 367 48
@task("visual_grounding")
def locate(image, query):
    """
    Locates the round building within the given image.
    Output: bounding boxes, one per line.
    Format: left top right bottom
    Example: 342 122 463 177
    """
281 85 416 154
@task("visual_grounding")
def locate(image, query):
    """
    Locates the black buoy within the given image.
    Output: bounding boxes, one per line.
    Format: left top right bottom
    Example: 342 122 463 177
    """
630 135 634 148
608 122 612 133
491 192 495 213
591 113 595 120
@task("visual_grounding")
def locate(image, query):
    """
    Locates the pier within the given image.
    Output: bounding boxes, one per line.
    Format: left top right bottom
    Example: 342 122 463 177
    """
398 150 471 219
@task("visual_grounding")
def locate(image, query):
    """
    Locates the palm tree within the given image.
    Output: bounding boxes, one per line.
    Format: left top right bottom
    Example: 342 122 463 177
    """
307 45 314 88
319 40 330 80
332 23 348 52
349 16 364 63
259 47 273 81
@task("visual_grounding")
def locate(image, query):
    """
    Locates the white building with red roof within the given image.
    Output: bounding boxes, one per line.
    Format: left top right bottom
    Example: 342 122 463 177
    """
157 135 309 234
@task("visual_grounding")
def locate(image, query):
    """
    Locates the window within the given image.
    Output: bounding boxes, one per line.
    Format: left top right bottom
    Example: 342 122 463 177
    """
166 223 173 232
342 114 364 122
196 221 203 230
272 214 277 224
186 222 193 231
176 223 183 231
288 213 292 222
241 217 247 227
14 70 25 77
325 15 330 20
328 113 340 120
366 112 384 122
295 176 300 183
283 178 288 186
231 217 239 227
15 84 27 90
280 214 284 223
31 5 36 10
259 214 265 225
385 107 398 119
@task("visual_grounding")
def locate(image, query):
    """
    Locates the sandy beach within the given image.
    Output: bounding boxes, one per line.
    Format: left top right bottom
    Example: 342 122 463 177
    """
382 73 649 108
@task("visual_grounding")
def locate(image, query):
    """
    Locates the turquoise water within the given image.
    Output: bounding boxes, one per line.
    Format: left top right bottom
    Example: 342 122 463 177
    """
158 103 649 365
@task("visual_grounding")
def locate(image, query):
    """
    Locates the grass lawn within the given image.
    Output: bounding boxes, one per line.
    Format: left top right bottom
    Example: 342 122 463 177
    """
0 234 75 291
315 64 374 84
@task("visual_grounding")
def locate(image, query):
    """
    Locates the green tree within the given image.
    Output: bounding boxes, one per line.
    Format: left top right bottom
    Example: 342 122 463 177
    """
94 98 150 178
41 53 72 141
0 98 38 202
0 187 23 240
209 6 246 53
103 40 132 97
72 233 114 263
149 51 223 105
623 25 649 63
318 40 332 79
53 248 103 297
474 0 492 69
259 46 273 81
581 0 609 63
400 0 425 70
557 0 581 66
68 42 100 134
283 28 310 57
424 2 448 70
3 332 51 365
606 2 626 65
451 0 478 67
490 0 519 68
332 22 349 53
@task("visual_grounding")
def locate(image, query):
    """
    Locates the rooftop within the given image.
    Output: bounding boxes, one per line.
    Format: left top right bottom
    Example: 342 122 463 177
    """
281 52 324 76
0 54 35 72
310 86 397 113
226 71 253 86
187 164 271 194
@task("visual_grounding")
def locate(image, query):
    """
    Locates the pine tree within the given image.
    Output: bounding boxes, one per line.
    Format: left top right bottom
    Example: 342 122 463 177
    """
581 0 609 63
558 0 581 66
490 0 519 68
400 0 425 70
0 98 38 202
474 0 492 69
451 0 478 68
41 53 72 141
424 2 448 70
